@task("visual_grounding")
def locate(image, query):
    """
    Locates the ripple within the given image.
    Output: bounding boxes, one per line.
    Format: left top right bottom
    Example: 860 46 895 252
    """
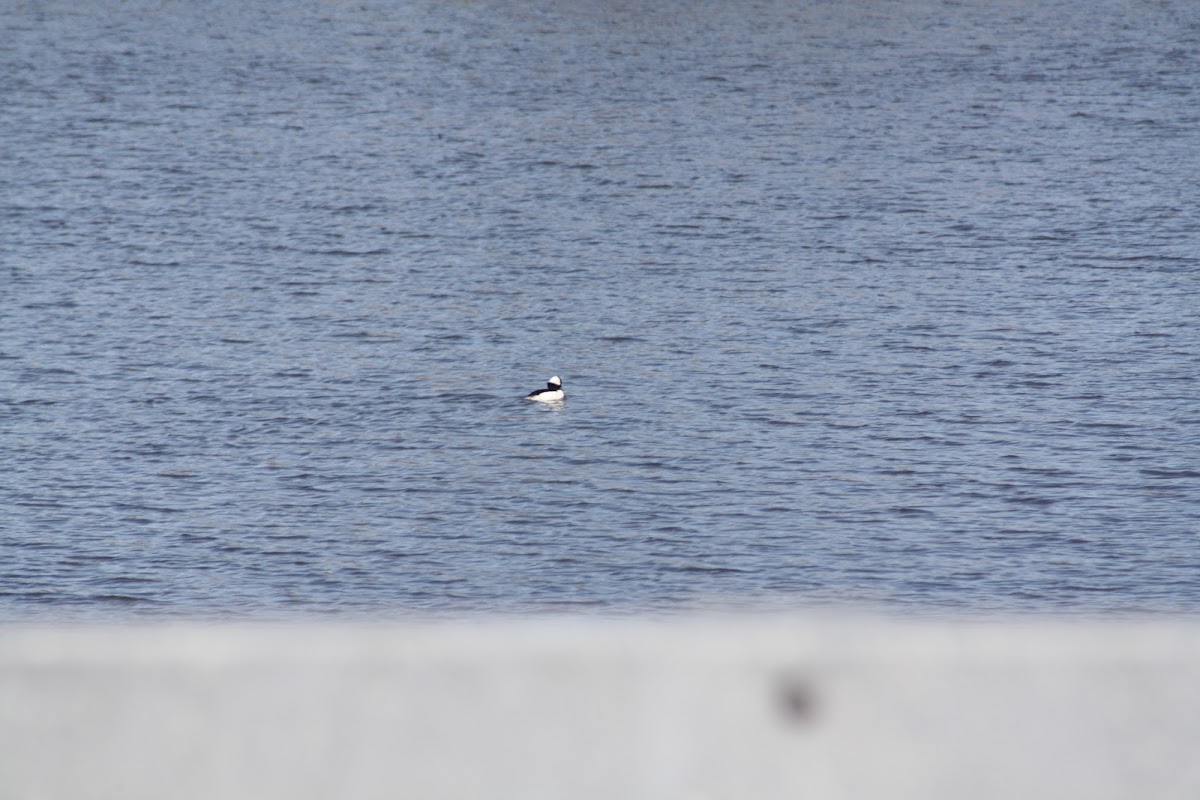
2 0 1198 619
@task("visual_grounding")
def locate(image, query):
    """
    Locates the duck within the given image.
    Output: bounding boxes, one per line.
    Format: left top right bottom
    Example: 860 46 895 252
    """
526 375 564 402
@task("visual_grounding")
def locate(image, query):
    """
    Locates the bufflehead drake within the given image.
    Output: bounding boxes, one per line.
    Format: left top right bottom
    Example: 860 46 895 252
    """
526 375 564 402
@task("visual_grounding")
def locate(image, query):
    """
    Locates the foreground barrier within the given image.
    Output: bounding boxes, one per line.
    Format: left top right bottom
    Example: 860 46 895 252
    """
2 617 1198 799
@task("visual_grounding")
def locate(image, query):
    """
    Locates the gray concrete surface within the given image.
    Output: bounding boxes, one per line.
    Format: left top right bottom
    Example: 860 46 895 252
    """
2 617 1199 799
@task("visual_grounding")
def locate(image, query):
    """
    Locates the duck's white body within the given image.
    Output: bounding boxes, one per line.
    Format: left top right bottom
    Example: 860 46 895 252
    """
526 376 564 402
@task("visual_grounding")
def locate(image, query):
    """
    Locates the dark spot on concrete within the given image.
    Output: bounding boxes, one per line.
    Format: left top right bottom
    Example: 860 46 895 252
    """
776 674 818 724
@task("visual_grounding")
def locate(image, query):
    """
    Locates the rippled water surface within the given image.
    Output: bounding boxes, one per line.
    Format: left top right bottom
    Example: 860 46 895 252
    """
3 0 1199 618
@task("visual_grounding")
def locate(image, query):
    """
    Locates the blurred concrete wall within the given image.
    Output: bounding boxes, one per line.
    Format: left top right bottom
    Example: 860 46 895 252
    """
2 618 1198 799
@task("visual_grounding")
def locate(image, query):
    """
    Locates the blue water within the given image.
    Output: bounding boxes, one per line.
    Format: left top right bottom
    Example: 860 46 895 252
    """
2 0 1199 618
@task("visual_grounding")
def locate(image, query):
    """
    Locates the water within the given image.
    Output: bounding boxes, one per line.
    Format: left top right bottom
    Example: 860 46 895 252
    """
2 0 1198 619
